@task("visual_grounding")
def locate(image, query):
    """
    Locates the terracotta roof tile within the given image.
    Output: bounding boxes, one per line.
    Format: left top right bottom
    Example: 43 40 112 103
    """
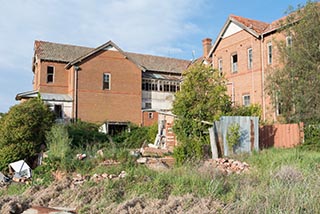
34 41 190 74
230 15 270 34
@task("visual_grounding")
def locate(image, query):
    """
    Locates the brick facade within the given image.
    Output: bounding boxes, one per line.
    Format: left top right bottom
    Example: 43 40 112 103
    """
207 15 291 122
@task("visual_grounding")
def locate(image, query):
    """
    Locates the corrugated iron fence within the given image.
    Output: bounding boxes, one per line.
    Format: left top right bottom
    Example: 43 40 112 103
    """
259 123 304 149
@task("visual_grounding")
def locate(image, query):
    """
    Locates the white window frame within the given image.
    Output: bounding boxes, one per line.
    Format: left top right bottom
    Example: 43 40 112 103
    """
231 53 238 73
267 42 272 65
148 112 153 119
247 48 253 69
103 73 111 90
243 94 250 106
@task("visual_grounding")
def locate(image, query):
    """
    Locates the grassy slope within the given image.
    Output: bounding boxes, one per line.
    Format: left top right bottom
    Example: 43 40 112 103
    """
1 148 320 214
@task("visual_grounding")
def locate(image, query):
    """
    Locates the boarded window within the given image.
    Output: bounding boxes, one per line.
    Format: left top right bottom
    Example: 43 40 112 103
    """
47 66 54 83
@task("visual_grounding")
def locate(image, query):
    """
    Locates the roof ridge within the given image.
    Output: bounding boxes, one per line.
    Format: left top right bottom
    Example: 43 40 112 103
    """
125 51 190 62
35 40 93 49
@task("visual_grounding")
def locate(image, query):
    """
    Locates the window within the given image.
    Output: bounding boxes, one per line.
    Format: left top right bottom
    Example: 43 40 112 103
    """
231 54 238 73
267 42 272 64
47 66 54 83
54 104 63 119
218 58 223 75
148 112 153 119
286 36 292 47
145 103 151 109
243 94 250 106
103 73 111 90
248 48 253 69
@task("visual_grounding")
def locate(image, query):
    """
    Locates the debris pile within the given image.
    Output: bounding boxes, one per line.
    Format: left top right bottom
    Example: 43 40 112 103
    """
203 158 250 175
72 171 127 186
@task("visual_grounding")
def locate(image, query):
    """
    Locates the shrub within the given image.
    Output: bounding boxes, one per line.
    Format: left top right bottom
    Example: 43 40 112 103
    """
113 124 151 149
0 97 55 171
66 121 109 148
302 123 320 151
226 123 240 154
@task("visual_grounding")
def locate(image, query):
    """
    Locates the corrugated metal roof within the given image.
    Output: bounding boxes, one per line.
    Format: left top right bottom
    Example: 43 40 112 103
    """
16 90 72 102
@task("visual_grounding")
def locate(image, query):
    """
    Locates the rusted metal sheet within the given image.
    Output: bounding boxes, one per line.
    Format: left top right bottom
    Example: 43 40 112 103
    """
259 123 304 148
211 116 259 157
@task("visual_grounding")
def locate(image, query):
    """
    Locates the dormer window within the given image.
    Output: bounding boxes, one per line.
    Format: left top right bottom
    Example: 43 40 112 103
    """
47 66 54 83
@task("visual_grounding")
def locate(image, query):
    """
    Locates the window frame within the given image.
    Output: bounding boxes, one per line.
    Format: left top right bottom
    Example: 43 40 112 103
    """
231 53 238 73
286 36 292 47
247 48 253 69
267 42 272 65
54 104 63 119
103 73 111 90
218 58 223 74
47 66 54 83
242 94 250 106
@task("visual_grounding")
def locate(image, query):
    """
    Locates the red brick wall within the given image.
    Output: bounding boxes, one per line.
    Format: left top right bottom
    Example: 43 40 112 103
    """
212 29 287 122
142 111 158 126
35 61 69 94
75 50 142 124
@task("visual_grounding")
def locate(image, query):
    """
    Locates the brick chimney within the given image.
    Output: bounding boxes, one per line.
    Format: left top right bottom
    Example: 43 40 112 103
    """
202 38 212 57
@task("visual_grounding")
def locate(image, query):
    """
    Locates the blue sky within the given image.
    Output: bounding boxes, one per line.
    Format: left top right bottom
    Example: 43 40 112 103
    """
0 0 307 113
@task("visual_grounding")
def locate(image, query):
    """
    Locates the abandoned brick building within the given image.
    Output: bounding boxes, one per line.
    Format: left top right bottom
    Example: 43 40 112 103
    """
16 40 190 130
203 14 292 122
16 11 294 129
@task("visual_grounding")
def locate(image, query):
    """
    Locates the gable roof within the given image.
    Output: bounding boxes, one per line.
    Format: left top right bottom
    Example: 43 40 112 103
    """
34 40 190 74
208 15 269 57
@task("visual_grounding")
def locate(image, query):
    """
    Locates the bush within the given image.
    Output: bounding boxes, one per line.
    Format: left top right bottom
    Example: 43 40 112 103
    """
0 97 55 171
113 124 155 149
66 121 109 148
301 123 320 151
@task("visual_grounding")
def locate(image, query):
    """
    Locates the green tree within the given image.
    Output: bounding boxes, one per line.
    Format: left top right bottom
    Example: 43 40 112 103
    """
172 63 231 164
0 98 55 170
267 1 320 123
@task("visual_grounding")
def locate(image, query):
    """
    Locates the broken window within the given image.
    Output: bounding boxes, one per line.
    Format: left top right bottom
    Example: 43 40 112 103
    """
54 104 63 119
103 73 111 90
248 48 253 69
267 42 272 64
231 54 238 73
47 66 54 83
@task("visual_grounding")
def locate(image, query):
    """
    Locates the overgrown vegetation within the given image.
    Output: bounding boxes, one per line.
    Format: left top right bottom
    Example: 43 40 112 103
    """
172 63 231 164
267 1 320 124
226 123 240 154
0 97 55 171
112 123 158 148
21 148 320 213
